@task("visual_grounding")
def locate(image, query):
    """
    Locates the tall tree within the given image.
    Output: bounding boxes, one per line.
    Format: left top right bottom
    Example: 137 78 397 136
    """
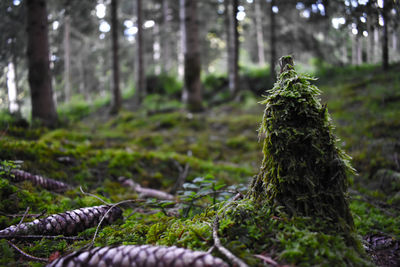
381 0 389 70
162 0 172 72
181 0 203 112
254 0 265 65
269 0 277 79
64 3 71 102
26 0 58 126
136 0 146 105
110 0 121 114
226 0 239 97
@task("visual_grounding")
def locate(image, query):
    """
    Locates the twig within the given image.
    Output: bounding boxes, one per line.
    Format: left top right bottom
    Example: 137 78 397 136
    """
87 199 144 249
0 235 85 241
254 254 279 266
7 240 48 262
17 207 30 228
171 160 190 194
210 216 249 267
80 187 110 205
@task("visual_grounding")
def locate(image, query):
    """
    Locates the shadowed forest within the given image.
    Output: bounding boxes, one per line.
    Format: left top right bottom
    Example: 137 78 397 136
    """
1 0 400 266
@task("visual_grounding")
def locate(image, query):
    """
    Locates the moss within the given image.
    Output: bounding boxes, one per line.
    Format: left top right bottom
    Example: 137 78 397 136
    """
249 56 355 236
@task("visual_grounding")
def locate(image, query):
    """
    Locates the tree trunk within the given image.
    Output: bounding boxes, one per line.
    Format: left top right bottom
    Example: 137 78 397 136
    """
7 62 19 114
254 0 265 65
367 21 374 63
162 0 171 72
382 0 389 70
374 27 380 63
64 11 71 102
136 0 146 105
357 35 362 65
181 0 203 112
26 0 58 127
270 0 277 79
153 23 161 75
225 0 239 97
110 0 121 114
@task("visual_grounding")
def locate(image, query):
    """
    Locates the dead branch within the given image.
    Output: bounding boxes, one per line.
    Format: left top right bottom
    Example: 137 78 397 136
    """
211 216 249 267
47 244 229 267
254 254 279 266
118 177 175 200
171 160 190 194
7 240 48 262
17 207 30 228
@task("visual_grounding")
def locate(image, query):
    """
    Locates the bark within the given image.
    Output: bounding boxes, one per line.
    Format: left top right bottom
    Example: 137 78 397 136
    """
382 0 389 70
0 205 122 237
9 169 71 192
64 11 71 102
374 27 380 63
162 0 172 72
270 0 277 79
47 245 228 267
227 0 239 97
26 0 58 127
181 0 203 112
110 0 121 114
7 62 19 113
367 20 374 63
153 23 161 75
254 0 265 65
136 0 146 105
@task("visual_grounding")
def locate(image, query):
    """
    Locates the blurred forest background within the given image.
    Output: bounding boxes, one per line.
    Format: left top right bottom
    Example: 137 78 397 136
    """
0 0 399 122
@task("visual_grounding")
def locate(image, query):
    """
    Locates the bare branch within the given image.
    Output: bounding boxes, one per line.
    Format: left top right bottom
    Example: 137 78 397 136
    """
7 240 48 263
210 216 249 267
119 177 175 200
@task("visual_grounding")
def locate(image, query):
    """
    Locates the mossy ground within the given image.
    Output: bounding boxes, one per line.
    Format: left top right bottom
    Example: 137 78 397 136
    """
1 64 400 266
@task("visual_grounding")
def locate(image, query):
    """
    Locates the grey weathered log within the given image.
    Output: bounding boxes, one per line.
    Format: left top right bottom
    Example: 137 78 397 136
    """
47 245 229 267
0 205 122 237
10 169 72 192
119 177 175 200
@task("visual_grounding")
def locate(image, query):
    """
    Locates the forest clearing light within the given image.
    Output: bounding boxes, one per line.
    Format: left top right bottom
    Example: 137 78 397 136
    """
272 6 279 13
360 16 366 23
352 28 358 35
124 20 134 28
99 21 110 33
379 15 384 26
96 3 106 19
13 0 20 6
377 0 383 8
363 31 368 37
144 20 155 29
331 17 345 29
125 26 138 36
237 5 246 21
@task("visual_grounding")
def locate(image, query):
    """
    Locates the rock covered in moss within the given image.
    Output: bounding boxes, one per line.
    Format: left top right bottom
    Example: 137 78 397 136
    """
249 56 355 232
47 245 229 267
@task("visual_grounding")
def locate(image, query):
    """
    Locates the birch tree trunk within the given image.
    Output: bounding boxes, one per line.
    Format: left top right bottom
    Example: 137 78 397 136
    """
110 0 121 114
181 0 203 112
255 0 265 65
26 0 58 127
162 0 172 72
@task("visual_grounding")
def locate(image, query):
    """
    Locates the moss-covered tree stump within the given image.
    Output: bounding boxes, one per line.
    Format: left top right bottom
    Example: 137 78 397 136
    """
248 55 355 234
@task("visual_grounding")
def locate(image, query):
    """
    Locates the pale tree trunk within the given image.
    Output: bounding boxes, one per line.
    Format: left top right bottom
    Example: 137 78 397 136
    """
357 36 363 65
162 0 172 72
26 0 58 127
382 0 389 70
226 0 239 97
374 28 380 63
7 62 19 114
254 0 265 65
270 0 277 79
181 0 203 112
110 0 121 114
135 0 145 105
367 20 373 63
153 23 161 75
178 0 185 80
351 34 357 65
64 11 71 102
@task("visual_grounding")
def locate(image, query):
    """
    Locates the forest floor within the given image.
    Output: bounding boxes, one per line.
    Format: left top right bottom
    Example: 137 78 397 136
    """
1 64 400 266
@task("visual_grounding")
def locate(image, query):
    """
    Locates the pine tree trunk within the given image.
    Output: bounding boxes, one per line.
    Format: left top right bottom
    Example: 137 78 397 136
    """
181 0 203 112
162 0 171 72
228 0 239 97
136 0 146 105
110 0 121 114
270 0 277 79
64 12 71 102
382 0 389 70
26 0 58 127
255 0 265 65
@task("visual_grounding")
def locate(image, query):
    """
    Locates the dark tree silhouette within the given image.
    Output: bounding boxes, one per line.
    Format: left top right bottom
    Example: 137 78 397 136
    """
110 0 121 114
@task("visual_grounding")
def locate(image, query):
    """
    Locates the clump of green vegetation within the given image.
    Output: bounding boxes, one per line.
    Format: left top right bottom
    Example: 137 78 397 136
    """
248 56 355 236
